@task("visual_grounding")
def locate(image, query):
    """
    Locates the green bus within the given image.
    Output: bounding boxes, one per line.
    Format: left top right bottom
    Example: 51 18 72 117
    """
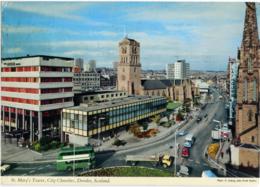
56 145 95 171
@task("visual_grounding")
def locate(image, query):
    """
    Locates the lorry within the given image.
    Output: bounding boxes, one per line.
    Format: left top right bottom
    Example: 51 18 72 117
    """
211 129 232 140
125 154 173 168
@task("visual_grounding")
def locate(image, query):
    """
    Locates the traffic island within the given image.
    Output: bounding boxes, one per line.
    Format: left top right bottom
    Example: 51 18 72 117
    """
80 166 173 177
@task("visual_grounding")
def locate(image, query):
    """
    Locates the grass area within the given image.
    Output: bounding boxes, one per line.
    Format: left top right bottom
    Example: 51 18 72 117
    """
81 166 172 177
167 101 181 110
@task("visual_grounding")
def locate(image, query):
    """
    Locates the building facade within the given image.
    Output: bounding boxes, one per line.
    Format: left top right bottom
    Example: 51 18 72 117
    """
73 71 100 91
166 64 175 79
1 55 74 141
233 2 260 169
166 60 190 80
84 60 96 72
73 90 128 105
117 37 141 95
62 96 167 145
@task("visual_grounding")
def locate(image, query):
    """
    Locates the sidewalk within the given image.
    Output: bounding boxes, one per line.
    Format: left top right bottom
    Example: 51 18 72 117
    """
93 107 200 152
217 140 231 164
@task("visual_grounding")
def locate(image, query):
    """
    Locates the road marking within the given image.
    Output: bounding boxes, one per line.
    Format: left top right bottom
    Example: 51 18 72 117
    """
46 165 51 168
188 159 194 162
22 174 27 176
37 167 43 170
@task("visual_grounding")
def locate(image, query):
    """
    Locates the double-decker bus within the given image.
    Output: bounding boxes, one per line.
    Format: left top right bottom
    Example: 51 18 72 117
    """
56 145 95 171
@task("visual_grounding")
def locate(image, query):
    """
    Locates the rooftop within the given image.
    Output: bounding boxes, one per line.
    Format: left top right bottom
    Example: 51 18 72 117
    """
74 90 125 96
2 55 74 61
66 95 165 112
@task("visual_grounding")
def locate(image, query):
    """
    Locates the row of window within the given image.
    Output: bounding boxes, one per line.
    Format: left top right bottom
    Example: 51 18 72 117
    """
2 96 73 105
1 77 72 83
2 96 39 105
62 99 166 132
1 66 72 72
1 87 72 94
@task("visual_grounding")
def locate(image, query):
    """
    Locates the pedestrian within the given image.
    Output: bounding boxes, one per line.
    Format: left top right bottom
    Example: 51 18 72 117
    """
221 151 224 158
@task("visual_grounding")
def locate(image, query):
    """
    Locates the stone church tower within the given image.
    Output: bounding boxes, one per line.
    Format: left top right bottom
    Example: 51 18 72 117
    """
117 37 141 95
234 2 260 169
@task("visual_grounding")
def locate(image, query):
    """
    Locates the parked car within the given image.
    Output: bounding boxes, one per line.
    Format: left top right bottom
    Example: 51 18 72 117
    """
196 116 202 123
177 130 187 136
181 147 190 157
183 141 192 148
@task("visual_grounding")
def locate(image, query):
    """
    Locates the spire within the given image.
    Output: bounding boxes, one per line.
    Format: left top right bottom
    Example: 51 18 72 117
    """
241 2 259 49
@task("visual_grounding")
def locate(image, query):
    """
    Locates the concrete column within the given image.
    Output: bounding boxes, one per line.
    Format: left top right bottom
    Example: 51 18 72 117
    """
38 111 42 140
22 109 25 130
8 107 11 131
15 108 18 129
60 112 64 143
1 108 4 132
30 110 33 143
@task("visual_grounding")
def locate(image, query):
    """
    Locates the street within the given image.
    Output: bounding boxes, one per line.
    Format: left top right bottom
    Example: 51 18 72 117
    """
3 88 228 177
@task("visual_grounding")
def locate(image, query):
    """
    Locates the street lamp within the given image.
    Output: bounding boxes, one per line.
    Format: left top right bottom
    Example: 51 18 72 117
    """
69 129 75 177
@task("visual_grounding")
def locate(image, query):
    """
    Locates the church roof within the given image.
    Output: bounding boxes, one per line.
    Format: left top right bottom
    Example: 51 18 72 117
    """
141 80 168 90
141 79 185 90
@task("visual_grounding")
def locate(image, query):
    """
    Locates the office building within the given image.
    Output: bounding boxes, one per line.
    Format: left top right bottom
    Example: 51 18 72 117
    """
1 55 74 141
61 96 167 145
73 72 100 91
167 60 190 80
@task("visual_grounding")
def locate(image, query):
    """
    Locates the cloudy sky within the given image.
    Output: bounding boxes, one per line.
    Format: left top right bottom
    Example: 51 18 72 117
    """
2 2 260 71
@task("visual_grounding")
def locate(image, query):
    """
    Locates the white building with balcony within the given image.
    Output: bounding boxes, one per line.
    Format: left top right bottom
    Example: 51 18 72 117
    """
1 55 74 142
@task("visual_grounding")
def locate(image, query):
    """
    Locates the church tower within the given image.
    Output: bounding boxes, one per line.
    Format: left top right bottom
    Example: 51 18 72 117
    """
235 2 260 169
117 37 141 95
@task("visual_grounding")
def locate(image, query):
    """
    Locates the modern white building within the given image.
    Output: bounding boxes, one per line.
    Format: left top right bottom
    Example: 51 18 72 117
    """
229 59 239 124
1 55 74 141
73 71 100 91
84 60 96 72
74 58 84 72
166 60 190 80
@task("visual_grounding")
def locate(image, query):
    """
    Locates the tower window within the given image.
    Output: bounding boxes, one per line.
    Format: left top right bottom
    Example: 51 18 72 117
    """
251 136 255 143
247 56 253 72
243 79 248 101
253 78 257 101
248 109 253 122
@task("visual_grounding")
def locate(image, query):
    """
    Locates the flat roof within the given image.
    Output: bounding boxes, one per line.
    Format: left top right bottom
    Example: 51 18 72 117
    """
66 95 165 112
2 55 74 61
74 90 125 96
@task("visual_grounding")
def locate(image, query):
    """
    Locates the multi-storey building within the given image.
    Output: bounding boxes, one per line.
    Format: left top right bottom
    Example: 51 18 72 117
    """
228 58 239 125
84 60 96 72
173 60 190 80
1 55 74 142
61 95 167 145
166 63 175 79
231 2 260 170
73 71 100 92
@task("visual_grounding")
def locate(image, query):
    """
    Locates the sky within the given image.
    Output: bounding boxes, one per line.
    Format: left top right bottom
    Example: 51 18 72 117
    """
2 2 260 71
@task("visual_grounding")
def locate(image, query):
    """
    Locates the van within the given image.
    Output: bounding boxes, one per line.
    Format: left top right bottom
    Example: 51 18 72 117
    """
185 134 195 145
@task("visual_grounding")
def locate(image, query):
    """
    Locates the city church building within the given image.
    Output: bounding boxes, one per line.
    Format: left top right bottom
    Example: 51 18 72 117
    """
231 2 260 170
117 37 192 102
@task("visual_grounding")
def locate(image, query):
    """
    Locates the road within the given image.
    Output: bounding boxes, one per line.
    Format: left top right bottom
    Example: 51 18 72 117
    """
3 88 228 177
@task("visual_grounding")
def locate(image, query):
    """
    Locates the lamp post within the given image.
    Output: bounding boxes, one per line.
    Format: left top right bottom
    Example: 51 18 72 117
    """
69 129 75 177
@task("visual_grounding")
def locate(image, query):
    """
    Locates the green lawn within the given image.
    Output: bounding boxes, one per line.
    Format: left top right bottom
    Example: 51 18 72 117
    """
167 101 181 110
81 166 172 177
